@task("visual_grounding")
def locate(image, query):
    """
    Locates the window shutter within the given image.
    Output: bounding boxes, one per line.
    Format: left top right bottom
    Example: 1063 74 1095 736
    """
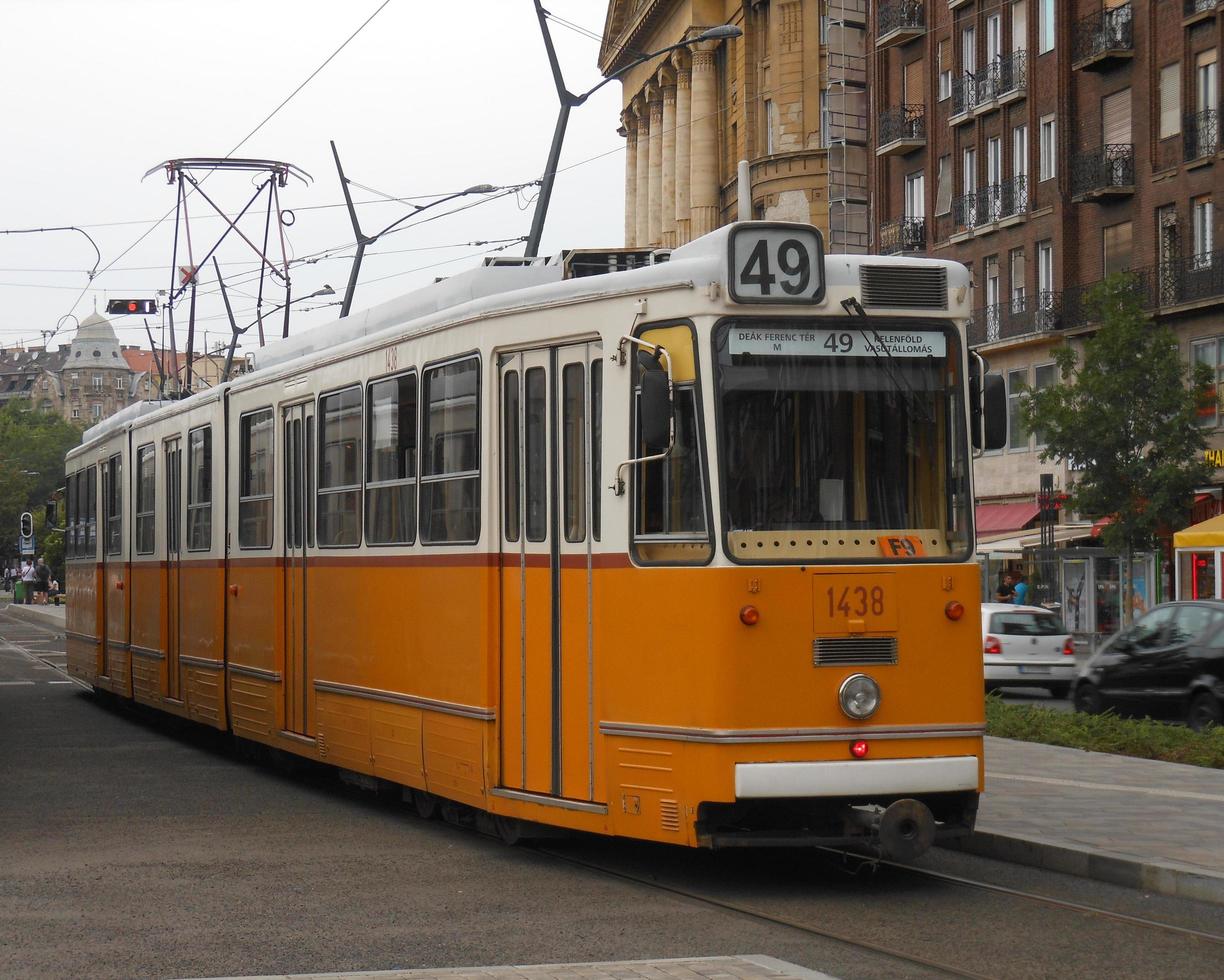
904 59 924 104
939 39 951 73
936 156 952 215
1012 1 1027 53
1102 88 1132 146
1160 64 1182 140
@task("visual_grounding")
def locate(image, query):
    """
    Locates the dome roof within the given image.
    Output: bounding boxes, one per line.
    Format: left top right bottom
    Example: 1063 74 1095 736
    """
67 312 126 365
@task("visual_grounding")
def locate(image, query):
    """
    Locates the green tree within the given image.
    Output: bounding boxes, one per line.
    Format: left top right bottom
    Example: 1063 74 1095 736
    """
0 401 82 575
1021 274 1214 624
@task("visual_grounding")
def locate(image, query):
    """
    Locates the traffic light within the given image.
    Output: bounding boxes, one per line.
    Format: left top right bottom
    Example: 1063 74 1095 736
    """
106 298 158 315
19 512 33 538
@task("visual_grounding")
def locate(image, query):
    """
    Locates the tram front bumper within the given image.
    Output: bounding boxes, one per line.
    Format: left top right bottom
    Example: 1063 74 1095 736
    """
734 756 979 799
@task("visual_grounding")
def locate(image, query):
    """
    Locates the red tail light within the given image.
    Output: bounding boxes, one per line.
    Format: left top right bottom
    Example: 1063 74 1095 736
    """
1062 638 1075 656
984 635 1002 655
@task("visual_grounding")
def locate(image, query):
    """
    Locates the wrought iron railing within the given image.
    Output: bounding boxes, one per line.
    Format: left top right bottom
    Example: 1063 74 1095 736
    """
1185 108 1220 160
878 104 926 146
952 177 1027 230
1070 144 1134 197
951 72 976 117
967 291 1062 347
879 217 926 254
877 0 925 38
952 189 979 229
1185 0 1216 17
1072 3 1133 65
976 50 1028 105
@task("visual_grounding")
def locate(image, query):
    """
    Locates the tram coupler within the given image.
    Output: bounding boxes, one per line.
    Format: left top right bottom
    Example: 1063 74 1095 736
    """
844 798 937 861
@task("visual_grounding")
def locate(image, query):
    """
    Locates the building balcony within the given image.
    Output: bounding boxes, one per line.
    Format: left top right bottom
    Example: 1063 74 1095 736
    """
974 51 1028 114
948 0 971 9
950 73 975 125
876 104 926 156
967 291 1063 348
879 216 926 255
1185 108 1220 162
1072 3 1133 72
876 0 924 49
952 176 1029 234
1184 0 1219 27
1070 144 1135 202
1051 254 1224 333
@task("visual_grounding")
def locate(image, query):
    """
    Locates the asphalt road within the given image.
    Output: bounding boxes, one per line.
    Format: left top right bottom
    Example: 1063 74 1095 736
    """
1 610 1220 980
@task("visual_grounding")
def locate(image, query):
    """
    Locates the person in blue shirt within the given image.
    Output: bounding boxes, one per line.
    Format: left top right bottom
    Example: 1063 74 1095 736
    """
1012 572 1029 606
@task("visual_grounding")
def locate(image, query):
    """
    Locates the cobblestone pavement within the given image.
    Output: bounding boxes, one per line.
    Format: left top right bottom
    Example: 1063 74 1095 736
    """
203 955 837 980
978 736 1224 875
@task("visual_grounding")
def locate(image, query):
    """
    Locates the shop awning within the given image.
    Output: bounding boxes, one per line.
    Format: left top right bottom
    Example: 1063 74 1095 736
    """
975 502 1040 533
1173 513 1224 549
975 524 1097 556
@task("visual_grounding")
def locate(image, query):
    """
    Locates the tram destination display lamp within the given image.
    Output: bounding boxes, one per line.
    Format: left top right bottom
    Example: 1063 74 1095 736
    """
524 1 741 257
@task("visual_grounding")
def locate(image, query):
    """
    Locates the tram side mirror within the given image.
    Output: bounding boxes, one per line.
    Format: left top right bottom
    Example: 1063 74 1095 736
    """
970 356 1007 451
637 349 671 454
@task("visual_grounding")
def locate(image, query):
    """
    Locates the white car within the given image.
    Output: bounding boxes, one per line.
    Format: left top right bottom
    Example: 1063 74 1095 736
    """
981 602 1077 698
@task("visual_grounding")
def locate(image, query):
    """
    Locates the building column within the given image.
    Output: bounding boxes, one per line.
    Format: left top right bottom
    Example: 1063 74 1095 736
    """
633 97 650 249
646 82 664 246
620 111 637 247
658 65 677 248
689 41 720 239
672 50 692 246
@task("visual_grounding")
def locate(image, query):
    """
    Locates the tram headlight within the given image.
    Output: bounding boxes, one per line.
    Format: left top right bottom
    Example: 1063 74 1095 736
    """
838 673 881 721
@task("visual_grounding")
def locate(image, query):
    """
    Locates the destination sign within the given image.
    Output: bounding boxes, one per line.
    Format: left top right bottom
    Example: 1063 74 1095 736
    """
729 327 947 358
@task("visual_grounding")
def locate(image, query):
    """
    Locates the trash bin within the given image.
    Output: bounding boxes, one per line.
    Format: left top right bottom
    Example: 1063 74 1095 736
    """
13 581 25 604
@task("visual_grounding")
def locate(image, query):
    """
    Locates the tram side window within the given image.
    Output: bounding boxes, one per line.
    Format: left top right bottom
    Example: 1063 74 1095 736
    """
525 367 546 542
105 454 122 556
239 409 274 549
503 371 520 543
187 426 212 551
85 466 97 557
592 360 602 542
136 444 156 555
562 363 586 542
65 473 75 559
421 357 480 544
366 373 416 545
318 386 362 547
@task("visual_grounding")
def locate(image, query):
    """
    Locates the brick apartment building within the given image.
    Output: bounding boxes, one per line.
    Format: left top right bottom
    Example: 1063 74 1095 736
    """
869 0 1224 533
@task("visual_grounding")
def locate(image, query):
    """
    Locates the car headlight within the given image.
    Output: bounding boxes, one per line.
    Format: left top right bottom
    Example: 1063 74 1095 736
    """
839 673 881 720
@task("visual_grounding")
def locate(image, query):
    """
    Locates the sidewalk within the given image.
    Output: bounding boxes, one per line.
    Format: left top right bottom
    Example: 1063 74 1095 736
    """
948 735 1224 905
3 600 66 627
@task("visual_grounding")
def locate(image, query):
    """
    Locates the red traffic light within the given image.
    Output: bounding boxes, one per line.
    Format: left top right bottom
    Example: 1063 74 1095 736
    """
106 298 158 315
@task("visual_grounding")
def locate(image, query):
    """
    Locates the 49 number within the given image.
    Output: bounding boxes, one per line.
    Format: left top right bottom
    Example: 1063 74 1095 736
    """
739 238 812 297
826 585 886 618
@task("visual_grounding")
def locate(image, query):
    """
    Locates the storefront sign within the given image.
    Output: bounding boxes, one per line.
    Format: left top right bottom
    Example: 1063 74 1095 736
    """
1204 448 1224 467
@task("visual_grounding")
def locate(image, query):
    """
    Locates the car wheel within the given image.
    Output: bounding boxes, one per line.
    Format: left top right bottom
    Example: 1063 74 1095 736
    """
1187 692 1222 732
1074 682 1104 715
1048 683 1071 700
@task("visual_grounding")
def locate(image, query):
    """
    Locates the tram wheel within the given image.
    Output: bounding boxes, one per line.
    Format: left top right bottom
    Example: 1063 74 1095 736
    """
494 815 524 846
413 790 440 820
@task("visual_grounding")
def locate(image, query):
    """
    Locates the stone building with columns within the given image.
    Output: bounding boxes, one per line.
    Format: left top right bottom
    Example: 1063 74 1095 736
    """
599 1 869 253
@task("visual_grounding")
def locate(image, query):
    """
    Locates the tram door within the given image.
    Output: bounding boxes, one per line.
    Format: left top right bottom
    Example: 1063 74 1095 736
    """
283 402 314 735
164 438 183 700
499 342 602 801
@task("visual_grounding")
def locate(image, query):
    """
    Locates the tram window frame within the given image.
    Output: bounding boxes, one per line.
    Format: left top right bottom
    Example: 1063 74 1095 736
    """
238 408 275 550
629 320 713 566
135 444 156 555
592 359 602 543
420 353 481 546
365 370 418 547
105 454 122 556
561 361 586 542
317 385 363 548
524 366 547 542
503 369 520 543
65 472 76 559
186 425 212 552
85 465 97 558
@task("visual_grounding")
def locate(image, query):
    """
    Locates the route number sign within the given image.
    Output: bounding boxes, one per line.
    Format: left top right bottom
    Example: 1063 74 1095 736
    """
728 224 825 304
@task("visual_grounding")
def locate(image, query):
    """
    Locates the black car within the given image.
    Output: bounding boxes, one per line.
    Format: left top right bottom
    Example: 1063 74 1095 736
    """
1074 601 1224 731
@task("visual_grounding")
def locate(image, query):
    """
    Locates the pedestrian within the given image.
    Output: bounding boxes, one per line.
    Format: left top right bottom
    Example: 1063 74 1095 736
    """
20 559 36 605
995 573 1015 603
1012 572 1029 606
2 567 10 593
48 577 60 606
34 556 50 606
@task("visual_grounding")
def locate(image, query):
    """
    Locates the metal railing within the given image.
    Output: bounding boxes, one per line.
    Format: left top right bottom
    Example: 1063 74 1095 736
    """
967 291 1061 347
877 0 925 38
1185 108 1220 161
1185 0 1216 17
952 176 1028 230
951 72 976 117
878 104 926 146
1072 3 1133 65
879 216 926 254
1070 144 1135 198
952 51 1027 117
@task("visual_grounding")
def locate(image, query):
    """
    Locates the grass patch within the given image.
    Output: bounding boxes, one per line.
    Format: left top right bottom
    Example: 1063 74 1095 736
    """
985 696 1224 769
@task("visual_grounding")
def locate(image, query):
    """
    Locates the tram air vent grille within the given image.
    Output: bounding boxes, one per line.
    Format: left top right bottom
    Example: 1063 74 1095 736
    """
659 798 681 833
859 266 948 310
813 637 898 666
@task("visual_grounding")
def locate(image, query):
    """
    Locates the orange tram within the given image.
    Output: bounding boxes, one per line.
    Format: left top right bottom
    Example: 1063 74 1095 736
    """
66 222 990 860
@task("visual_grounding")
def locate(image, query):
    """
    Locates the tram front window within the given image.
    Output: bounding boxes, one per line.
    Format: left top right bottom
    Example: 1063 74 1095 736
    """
714 319 971 563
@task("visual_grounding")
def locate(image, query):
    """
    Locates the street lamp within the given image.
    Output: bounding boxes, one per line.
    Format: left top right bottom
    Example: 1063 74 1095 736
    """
524 1 741 257
330 141 497 318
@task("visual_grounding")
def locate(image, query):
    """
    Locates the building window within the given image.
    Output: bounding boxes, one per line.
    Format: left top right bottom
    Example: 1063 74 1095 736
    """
985 256 1000 310
1039 115 1056 181
92 375 102 390
1010 248 1027 312
318 386 363 547
1193 339 1224 428
936 155 952 215
366 372 418 545
1160 63 1182 140
763 99 774 154
1013 124 1028 179
136 444 155 554
71 408 80 420
1038 239 1054 301
91 403 102 419
1033 363 1057 447
938 41 952 101
987 136 1002 187
239 408 274 548
186 425 212 551
905 171 925 219
962 25 976 78
40 378 48 390
1008 368 1029 451
1194 196 1214 269
1197 49 1217 115
114 377 123 390
1103 222 1133 275
420 356 480 544
1038 0 1054 55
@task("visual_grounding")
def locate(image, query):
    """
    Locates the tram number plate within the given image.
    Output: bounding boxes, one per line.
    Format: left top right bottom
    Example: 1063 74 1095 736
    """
813 574 897 633
728 225 825 304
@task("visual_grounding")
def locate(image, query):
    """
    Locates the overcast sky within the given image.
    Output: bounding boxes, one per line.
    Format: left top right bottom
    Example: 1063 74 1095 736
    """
0 0 625 356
